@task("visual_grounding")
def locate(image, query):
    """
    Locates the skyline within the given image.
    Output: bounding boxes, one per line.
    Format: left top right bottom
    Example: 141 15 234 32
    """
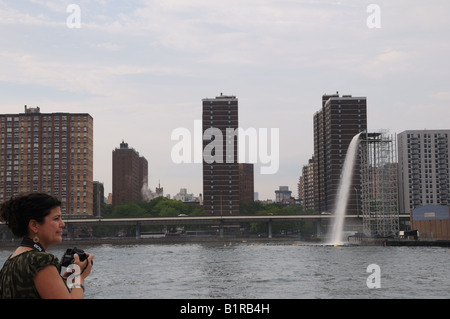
1 1 449 200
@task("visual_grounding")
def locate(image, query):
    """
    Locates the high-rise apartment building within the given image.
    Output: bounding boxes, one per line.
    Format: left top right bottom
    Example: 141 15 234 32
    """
202 94 241 215
93 181 104 217
298 176 303 203
397 130 450 214
313 93 367 214
112 141 148 210
239 163 254 205
0 106 93 216
301 157 315 211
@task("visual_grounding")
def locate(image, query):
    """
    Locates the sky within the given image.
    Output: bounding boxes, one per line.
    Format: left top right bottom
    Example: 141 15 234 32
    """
1 0 449 201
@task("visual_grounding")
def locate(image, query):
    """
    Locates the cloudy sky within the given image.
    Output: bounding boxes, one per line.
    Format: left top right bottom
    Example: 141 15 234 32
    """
1 0 449 200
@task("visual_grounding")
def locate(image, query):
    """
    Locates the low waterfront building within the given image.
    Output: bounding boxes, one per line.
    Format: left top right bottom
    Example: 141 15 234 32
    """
411 205 450 240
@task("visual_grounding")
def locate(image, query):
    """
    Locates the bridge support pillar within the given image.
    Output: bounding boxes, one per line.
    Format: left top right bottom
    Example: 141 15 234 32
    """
136 222 141 239
267 220 272 239
219 221 224 238
1 226 11 240
316 221 321 237
66 223 74 239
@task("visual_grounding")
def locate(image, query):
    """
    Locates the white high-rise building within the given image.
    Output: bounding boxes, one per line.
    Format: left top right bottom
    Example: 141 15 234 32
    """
397 130 450 214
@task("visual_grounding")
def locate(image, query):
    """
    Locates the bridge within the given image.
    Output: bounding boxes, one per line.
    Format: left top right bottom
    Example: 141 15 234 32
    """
1 214 410 239
59 214 411 239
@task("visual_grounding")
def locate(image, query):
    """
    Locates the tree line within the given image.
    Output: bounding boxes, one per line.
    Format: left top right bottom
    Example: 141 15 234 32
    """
92 198 317 238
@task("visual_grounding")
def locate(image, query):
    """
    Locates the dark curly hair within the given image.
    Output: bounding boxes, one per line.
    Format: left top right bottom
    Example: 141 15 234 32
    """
0 193 62 238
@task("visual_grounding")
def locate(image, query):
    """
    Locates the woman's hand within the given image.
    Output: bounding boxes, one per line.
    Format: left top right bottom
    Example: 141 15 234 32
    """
36 253 94 299
73 252 94 279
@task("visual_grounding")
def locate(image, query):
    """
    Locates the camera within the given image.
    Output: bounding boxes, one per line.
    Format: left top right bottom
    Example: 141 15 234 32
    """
60 247 88 267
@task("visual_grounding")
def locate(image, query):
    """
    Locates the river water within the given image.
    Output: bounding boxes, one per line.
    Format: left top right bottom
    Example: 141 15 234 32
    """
1 241 449 299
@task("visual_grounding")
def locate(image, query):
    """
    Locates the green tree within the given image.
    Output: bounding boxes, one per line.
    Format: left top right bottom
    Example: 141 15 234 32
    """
158 206 178 217
240 201 265 215
187 206 206 216
103 203 113 217
152 198 187 216
112 202 146 217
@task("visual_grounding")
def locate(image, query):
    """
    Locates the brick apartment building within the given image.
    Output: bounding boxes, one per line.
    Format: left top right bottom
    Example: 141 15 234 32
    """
313 93 367 215
112 141 148 210
0 106 94 216
202 94 254 215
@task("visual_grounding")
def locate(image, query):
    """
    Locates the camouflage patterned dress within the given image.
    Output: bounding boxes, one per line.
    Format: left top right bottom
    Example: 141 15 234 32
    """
0 250 61 299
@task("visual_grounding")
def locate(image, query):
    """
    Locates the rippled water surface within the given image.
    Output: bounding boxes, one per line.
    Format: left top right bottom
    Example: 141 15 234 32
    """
1 242 449 299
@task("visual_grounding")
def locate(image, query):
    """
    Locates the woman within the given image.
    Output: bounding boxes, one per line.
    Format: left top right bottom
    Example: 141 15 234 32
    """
0 193 94 299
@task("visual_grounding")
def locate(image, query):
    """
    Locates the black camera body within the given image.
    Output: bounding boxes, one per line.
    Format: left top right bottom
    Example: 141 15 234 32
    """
60 247 88 267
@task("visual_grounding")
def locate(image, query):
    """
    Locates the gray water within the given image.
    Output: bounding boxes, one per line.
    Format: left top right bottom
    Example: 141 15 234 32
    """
1 242 449 299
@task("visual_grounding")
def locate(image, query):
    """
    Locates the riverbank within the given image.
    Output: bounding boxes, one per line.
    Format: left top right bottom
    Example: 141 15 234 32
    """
2 236 449 248
0 236 304 248
361 238 450 247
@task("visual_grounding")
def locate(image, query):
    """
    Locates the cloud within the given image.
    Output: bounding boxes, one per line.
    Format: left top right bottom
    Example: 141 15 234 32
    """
430 91 450 102
361 49 416 78
28 0 70 13
0 0 71 26
94 42 123 51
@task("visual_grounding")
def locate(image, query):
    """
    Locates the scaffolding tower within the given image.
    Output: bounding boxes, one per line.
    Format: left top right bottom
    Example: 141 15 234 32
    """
360 131 399 237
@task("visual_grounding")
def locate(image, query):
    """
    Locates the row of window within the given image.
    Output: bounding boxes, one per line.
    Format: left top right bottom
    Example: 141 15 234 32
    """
1 115 89 122
406 133 448 139
0 194 88 214
1 124 89 132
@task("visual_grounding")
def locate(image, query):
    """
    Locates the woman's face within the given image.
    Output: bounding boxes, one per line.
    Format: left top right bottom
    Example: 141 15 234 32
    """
35 206 65 249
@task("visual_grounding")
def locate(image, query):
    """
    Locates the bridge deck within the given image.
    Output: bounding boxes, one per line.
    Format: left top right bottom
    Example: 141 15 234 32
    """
56 214 409 226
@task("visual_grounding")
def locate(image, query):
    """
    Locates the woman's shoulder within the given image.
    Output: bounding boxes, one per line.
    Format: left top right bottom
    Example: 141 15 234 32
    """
0 251 61 299
29 251 60 267
11 250 60 274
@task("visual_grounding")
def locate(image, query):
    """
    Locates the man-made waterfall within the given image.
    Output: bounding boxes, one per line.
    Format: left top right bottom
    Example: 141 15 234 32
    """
328 132 362 245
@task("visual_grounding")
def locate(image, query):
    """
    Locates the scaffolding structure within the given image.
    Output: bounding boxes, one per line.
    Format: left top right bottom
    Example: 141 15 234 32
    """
360 131 399 237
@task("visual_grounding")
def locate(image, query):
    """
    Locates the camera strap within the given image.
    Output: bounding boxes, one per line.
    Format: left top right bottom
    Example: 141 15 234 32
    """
20 237 45 252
